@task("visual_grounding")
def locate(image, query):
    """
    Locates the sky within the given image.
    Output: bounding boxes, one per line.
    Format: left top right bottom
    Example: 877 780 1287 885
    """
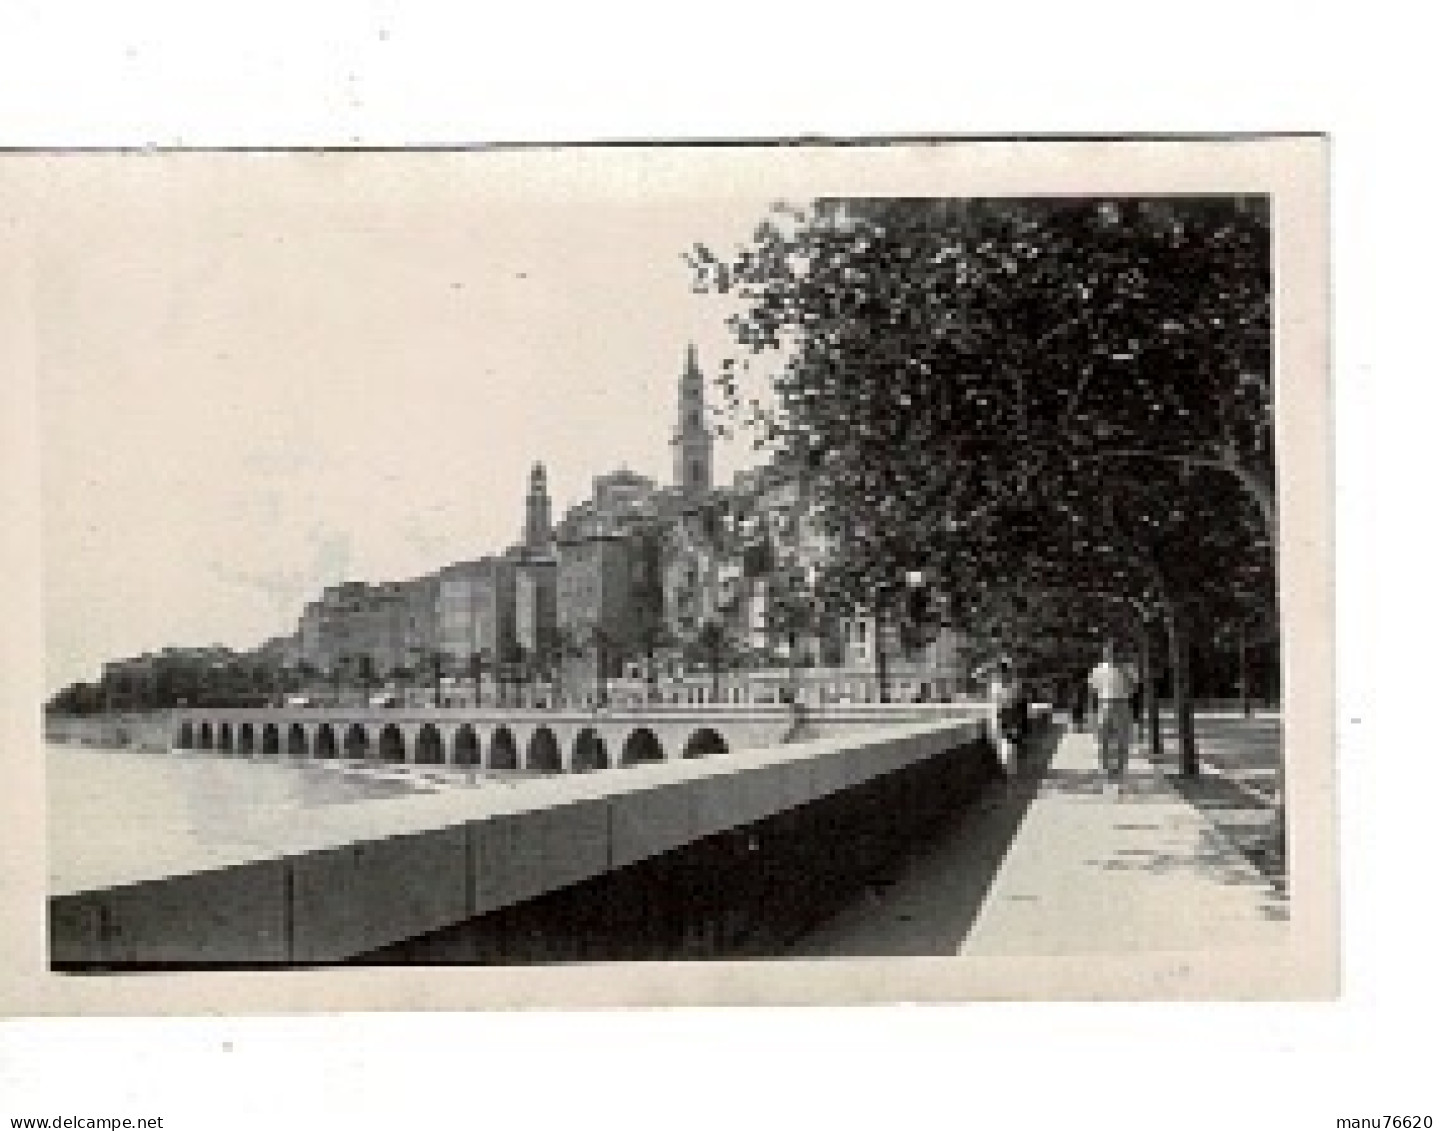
33 152 780 691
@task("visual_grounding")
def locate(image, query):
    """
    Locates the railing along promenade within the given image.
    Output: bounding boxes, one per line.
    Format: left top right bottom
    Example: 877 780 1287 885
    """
48 704 997 966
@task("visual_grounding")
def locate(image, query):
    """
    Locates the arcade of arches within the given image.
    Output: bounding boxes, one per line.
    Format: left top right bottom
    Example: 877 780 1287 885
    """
174 715 734 772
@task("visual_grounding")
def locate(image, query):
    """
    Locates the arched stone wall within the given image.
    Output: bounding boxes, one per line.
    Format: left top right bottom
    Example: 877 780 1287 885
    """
261 723 281 756
573 727 609 773
489 727 517 770
526 727 562 773
315 724 339 759
454 724 480 767
344 723 370 760
620 727 664 766
287 723 308 757
379 724 406 764
682 727 728 759
416 724 445 765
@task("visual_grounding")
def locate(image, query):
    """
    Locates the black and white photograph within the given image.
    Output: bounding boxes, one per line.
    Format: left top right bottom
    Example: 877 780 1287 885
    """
5 139 1331 1006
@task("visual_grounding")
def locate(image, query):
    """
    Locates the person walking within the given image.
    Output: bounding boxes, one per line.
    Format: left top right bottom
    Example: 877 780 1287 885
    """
1089 641 1136 798
988 658 1027 788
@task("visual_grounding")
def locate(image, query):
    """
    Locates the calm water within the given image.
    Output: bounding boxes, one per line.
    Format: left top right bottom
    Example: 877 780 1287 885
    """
46 742 490 892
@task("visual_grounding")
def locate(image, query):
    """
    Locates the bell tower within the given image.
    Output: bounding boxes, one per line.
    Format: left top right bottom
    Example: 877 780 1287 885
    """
674 342 713 497
525 462 552 550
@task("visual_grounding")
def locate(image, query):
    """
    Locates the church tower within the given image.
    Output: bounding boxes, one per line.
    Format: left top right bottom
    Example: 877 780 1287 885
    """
674 342 713 497
524 462 552 550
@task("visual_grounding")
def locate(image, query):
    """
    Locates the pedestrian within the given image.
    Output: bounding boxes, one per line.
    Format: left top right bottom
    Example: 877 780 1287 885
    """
1089 640 1136 798
988 657 1027 786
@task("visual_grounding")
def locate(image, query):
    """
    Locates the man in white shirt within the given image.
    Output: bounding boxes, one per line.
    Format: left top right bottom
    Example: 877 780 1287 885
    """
1088 641 1135 797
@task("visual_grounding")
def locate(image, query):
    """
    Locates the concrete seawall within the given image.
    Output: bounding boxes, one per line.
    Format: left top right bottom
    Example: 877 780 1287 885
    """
50 718 995 967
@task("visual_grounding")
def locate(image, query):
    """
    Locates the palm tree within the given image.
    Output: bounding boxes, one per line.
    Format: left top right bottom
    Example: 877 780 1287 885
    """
766 570 815 704
694 619 730 704
496 641 528 707
591 625 613 707
357 654 378 704
426 651 446 707
636 622 679 703
465 651 490 707
388 664 413 705
536 626 572 706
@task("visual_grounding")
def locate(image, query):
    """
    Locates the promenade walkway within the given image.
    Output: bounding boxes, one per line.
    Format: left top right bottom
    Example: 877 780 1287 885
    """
789 719 1289 958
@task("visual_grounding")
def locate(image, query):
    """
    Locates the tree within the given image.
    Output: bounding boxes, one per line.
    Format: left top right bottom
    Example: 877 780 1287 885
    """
554 622 612 706
465 651 491 706
47 681 105 716
691 619 733 703
356 654 378 704
635 623 679 702
693 196 1277 774
425 651 447 706
765 567 817 701
534 627 569 705
497 641 528 707
388 664 415 703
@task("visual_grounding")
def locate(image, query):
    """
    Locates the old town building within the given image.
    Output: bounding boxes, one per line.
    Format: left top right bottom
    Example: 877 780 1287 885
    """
171 342 966 705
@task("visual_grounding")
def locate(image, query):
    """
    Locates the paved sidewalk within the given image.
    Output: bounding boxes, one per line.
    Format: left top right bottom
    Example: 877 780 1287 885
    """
790 724 1289 958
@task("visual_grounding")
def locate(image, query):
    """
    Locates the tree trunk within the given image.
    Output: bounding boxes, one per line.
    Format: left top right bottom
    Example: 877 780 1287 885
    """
1135 621 1162 759
1164 603 1199 776
1229 458 1277 550
1239 625 1252 718
1145 623 1163 758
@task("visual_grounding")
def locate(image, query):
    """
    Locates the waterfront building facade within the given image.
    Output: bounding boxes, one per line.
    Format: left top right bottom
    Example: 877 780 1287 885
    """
81 343 970 710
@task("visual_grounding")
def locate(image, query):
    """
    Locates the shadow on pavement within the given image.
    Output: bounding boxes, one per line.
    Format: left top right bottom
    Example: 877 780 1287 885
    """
1162 771 1288 897
1054 724 1288 899
1079 830 1290 922
788 722 1063 958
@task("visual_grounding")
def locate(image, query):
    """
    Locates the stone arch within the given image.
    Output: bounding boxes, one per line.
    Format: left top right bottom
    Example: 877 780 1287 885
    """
489 727 517 770
453 724 480 767
198 721 214 749
573 727 609 773
315 723 338 759
344 723 370 760
379 724 406 763
683 727 728 759
525 727 562 773
620 727 665 766
238 723 256 756
176 721 195 749
218 722 234 753
416 723 445 765
287 722 308 757
261 723 281 756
